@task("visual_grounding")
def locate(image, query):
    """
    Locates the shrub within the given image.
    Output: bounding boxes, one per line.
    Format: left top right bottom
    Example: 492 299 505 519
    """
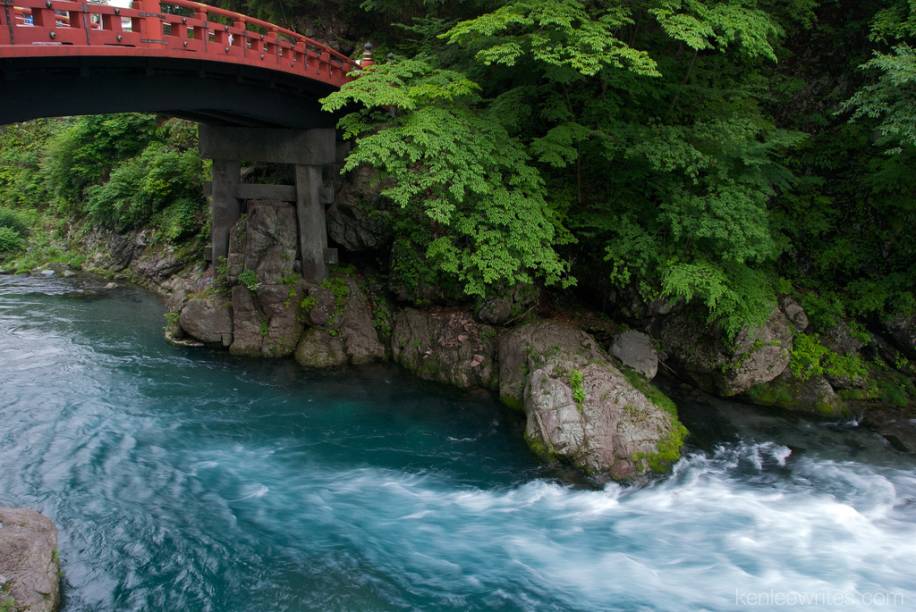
44 114 158 211
0 207 30 235
85 142 203 232
0 226 23 253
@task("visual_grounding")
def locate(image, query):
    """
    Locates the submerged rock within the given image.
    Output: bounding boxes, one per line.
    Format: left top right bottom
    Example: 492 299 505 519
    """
391 309 497 389
610 330 659 380
658 307 793 397
499 320 687 480
0 507 60 612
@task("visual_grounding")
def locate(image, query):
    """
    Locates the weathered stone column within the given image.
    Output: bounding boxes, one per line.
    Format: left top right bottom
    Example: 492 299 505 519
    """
296 164 328 282
210 158 241 264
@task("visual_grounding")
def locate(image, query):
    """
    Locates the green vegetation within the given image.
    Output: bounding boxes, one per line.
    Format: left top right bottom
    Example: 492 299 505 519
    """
789 333 868 383
238 269 260 292
569 369 585 411
0 114 207 272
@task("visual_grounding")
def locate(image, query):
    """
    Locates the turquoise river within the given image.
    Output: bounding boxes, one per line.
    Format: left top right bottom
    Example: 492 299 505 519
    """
1 274 915 611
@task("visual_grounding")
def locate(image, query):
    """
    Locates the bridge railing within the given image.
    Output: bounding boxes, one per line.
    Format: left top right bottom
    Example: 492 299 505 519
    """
0 0 357 86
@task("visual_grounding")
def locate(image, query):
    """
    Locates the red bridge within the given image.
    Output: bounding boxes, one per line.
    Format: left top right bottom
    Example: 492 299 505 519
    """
0 0 359 127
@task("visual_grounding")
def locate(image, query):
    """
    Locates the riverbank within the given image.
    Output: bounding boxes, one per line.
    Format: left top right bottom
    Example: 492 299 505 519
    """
3 214 914 481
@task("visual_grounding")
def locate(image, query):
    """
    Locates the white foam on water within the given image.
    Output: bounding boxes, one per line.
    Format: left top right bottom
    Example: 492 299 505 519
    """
218 440 914 610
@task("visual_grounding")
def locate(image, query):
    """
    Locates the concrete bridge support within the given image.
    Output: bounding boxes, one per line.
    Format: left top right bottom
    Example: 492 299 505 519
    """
199 125 337 282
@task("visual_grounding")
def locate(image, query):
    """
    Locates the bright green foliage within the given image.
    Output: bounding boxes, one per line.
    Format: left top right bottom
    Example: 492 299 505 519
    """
323 59 571 297
843 1 916 151
238 269 260 292
650 0 782 60
790 333 869 383
443 1 659 77
569 369 585 409
325 0 800 332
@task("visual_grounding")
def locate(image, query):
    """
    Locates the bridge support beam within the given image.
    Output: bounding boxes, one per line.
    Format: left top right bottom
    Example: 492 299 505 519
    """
210 159 241 266
199 125 337 283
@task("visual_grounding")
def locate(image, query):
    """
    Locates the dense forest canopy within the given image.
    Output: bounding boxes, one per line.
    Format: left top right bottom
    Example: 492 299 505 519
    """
0 0 913 344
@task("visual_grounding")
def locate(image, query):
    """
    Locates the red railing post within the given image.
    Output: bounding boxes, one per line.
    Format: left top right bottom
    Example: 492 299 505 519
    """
136 0 162 44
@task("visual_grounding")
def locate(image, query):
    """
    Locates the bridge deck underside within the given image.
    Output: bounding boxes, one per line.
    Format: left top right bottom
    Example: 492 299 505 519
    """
0 56 339 128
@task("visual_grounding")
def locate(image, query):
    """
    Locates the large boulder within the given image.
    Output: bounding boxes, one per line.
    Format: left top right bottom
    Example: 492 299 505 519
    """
179 294 233 347
498 320 604 410
745 371 848 418
0 507 60 612
499 320 687 480
610 330 659 380
391 309 498 389
295 275 386 368
226 202 305 358
658 306 793 397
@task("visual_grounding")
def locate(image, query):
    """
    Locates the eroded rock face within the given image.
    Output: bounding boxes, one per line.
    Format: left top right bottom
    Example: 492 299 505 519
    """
658 307 793 397
179 295 233 347
475 284 539 326
0 507 60 612
391 309 497 389
225 202 305 358
327 165 391 252
884 313 916 359
610 330 659 380
499 320 686 480
295 276 386 368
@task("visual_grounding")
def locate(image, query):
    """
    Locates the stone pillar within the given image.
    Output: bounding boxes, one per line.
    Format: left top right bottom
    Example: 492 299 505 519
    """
295 164 328 282
211 159 241 264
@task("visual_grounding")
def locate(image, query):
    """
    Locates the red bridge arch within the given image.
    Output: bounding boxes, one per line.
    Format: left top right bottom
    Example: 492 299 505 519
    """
0 0 359 127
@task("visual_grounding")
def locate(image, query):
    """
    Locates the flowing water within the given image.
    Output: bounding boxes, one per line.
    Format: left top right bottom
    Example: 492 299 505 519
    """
1 274 915 611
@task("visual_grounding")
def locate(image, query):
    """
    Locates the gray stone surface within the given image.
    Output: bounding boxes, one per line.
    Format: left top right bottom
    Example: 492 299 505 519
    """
610 330 659 380
0 507 60 612
780 296 809 331
296 275 386 367
391 309 498 389
226 202 305 358
179 295 233 347
295 328 348 368
475 284 539 326
327 165 390 252
658 307 793 397
499 320 685 480
822 320 866 356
